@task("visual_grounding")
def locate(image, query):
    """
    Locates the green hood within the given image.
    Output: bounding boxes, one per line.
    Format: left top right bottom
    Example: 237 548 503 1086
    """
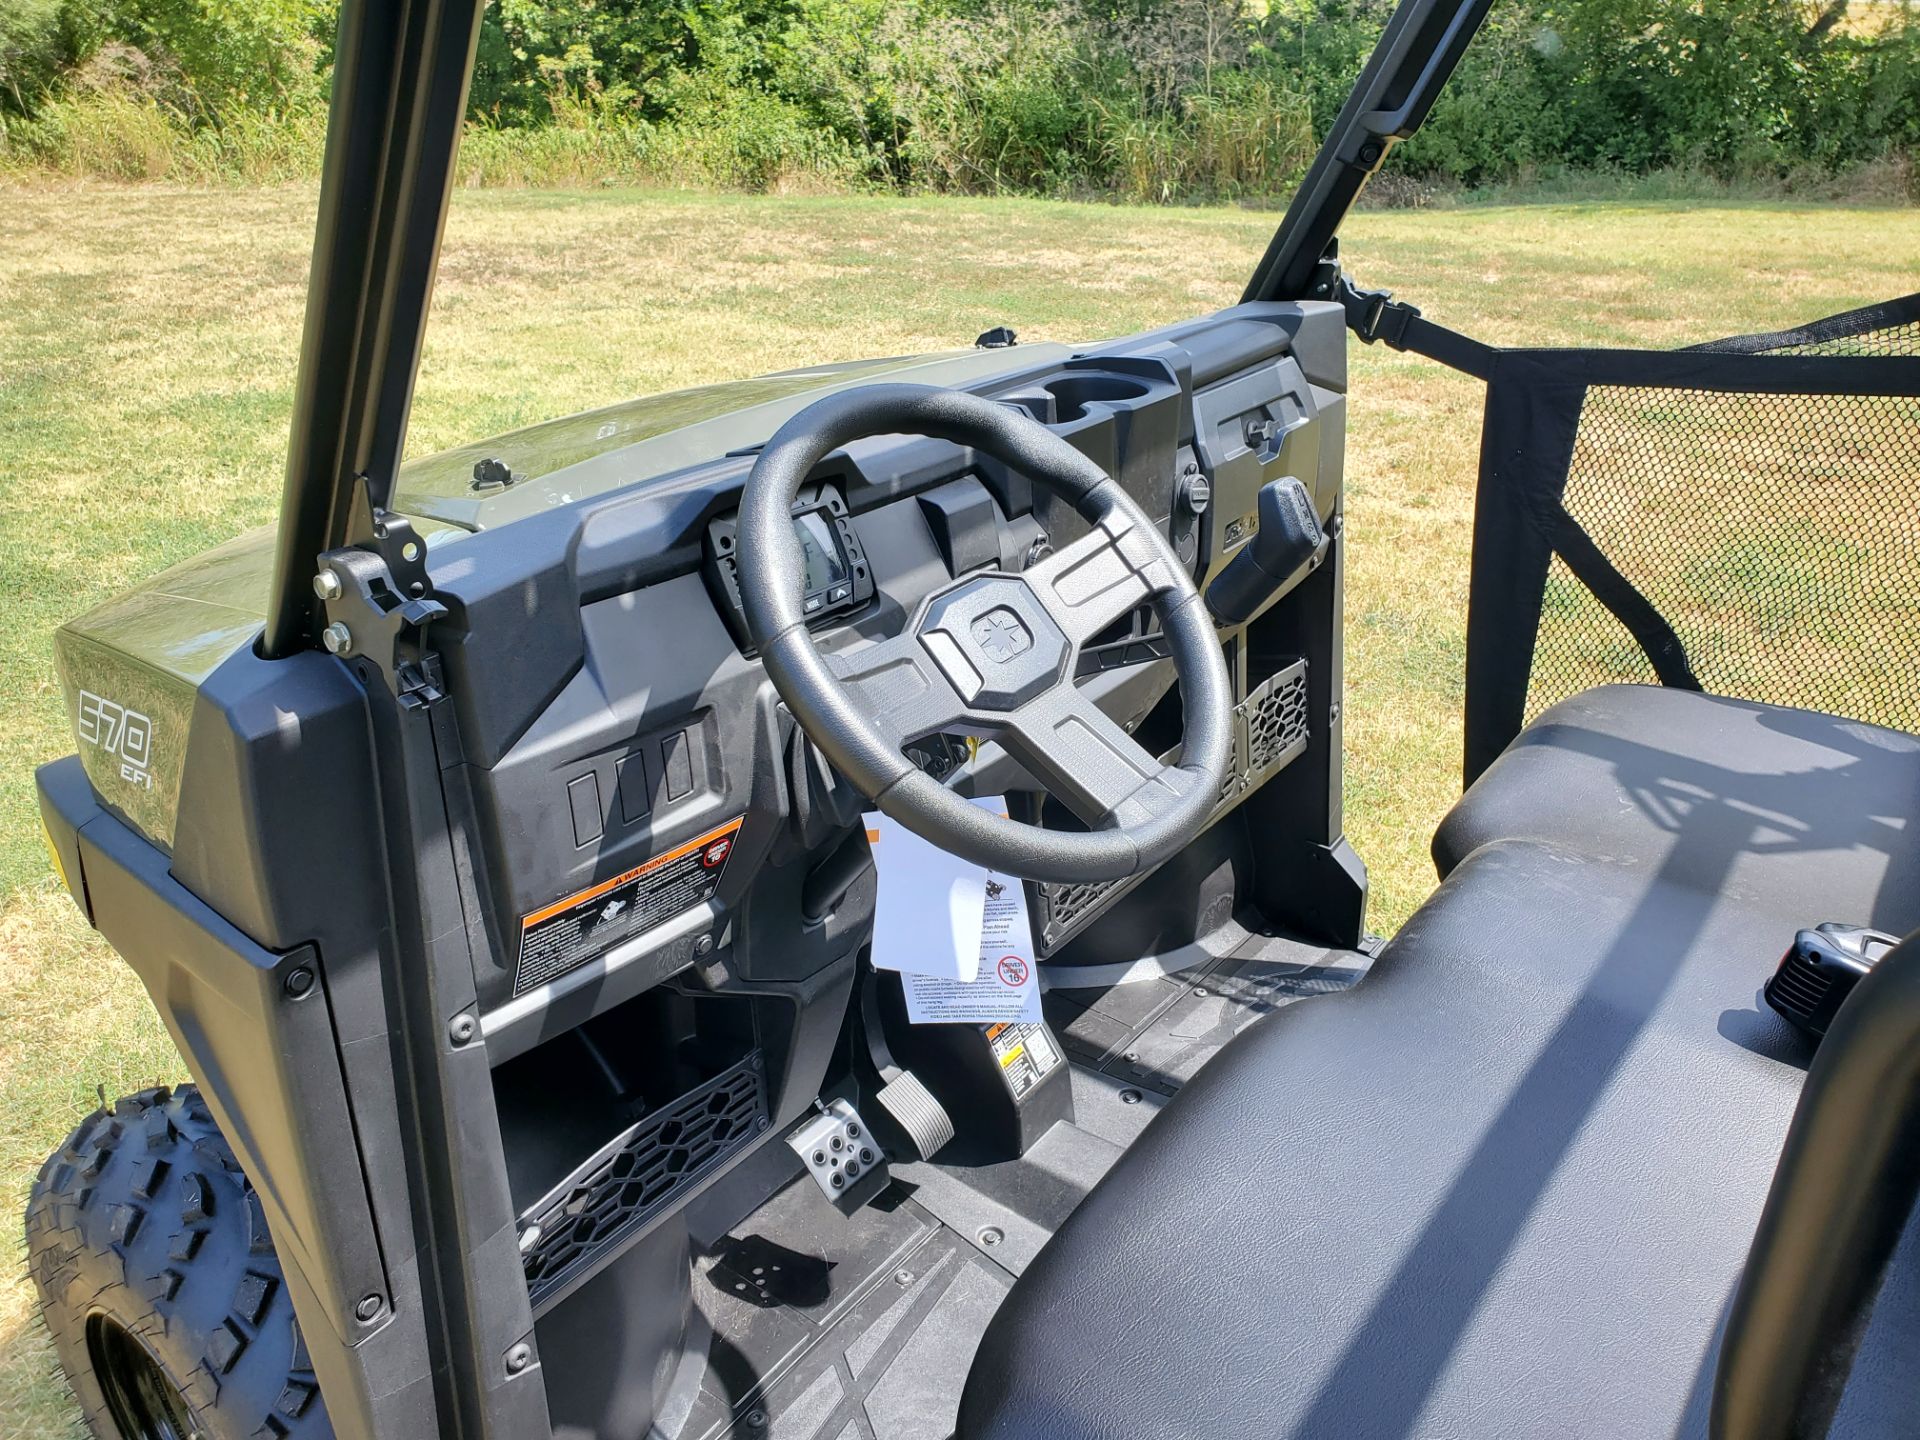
54 342 1066 849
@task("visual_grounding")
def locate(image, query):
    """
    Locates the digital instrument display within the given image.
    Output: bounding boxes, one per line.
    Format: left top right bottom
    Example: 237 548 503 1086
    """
793 510 850 594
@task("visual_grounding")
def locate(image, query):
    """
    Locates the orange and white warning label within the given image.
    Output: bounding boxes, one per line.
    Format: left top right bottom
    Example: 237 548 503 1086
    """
513 816 743 996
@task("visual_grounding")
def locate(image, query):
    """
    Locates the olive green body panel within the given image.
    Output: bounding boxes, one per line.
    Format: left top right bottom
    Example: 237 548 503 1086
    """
52 343 1063 852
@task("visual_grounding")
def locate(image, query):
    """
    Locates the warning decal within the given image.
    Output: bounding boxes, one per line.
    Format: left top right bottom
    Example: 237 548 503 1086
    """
514 816 743 996
984 1020 1062 1101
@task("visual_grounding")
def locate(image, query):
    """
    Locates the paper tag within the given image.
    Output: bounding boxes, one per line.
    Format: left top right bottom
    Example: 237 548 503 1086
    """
865 798 1008 982
894 856 1036 1029
902 872 1041 1024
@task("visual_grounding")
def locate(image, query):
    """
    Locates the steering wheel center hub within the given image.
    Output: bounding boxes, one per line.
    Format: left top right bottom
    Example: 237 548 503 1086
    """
918 575 1069 711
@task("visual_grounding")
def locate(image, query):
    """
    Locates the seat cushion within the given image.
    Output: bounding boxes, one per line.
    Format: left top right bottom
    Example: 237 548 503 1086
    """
959 687 1920 1440
1436 685 1920 935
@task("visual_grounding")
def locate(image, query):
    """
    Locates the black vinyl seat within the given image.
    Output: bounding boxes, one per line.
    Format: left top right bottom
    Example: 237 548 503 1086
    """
959 686 1920 1440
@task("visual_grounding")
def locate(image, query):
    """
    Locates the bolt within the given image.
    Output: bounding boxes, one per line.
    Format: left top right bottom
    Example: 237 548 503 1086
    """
894 1268 915 1286
322 622 353 656
283 966 315 999
312 569 343 601
449 1014 476 1045
978 1226 1004 1248
694 934 714 957
1194 986 1210 998
745 1410 768 1430
505 1342 531 1374
756 1115 771 1131
354 1294 383 1324
1119 1089 1143 1105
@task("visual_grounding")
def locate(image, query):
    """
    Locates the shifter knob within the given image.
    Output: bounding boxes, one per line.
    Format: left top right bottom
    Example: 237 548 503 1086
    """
1204 476 1326 625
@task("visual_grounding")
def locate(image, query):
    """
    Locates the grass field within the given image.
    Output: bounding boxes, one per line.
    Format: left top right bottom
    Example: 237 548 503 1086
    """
2 184 1915 1436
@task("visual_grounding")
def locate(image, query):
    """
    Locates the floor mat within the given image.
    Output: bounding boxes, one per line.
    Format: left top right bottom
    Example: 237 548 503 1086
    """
667 930 1369 1438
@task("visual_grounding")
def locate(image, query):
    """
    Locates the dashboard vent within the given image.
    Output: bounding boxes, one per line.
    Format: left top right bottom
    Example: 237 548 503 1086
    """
519 1052 767 1310
1245 663 1310 776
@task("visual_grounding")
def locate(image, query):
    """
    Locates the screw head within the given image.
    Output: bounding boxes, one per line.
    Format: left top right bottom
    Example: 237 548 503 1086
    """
694 934 714 956
505 1342 532 1374
978 1226 1004 1248
283 967 315 999
894 1268 915 1286
1119 1088 1143 1105
354 1294 383 1324
745 1410 768 1430
449 1014 476 1045
322 622 353 656
312 569 343 601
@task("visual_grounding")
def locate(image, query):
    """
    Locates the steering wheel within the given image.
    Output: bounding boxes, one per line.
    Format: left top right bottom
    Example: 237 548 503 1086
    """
737 383 1232 884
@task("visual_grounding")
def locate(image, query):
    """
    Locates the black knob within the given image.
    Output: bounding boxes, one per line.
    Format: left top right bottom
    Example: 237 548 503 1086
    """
1205 477 1326 626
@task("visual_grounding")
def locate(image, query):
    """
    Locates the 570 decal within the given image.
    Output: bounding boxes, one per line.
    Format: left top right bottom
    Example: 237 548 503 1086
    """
77 689 154 789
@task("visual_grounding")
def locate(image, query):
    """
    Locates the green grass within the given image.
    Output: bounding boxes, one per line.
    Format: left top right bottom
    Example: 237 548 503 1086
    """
1 184 1915 1436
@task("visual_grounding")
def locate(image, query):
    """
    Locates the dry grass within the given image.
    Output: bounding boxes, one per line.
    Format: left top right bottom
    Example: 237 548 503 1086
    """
1 184 1915 1436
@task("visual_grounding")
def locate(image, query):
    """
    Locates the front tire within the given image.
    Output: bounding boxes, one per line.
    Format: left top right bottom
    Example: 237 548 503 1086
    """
25 1085 333 1440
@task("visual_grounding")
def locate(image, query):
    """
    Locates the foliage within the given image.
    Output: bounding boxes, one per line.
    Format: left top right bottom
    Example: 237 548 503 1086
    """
2 0 1916 196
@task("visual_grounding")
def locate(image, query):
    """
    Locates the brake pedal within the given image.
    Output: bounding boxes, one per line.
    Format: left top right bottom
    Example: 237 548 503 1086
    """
788 1099 889 1213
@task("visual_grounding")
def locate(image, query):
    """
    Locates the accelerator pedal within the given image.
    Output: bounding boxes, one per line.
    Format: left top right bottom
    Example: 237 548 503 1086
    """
874 1070 956 1160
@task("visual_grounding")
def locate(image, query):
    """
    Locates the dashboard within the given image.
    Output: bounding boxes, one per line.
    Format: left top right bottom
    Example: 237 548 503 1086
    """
424 301 1352 1058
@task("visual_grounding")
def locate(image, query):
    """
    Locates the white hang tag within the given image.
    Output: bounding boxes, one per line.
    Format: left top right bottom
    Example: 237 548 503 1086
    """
864 797 1009 982
902 872 1041 1025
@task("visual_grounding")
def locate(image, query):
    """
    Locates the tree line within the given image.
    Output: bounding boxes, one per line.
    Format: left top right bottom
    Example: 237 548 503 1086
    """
3 0 1915 195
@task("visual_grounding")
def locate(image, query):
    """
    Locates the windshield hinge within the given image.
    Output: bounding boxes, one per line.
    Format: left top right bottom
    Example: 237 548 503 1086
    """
312 544 448 695
344 473 433 603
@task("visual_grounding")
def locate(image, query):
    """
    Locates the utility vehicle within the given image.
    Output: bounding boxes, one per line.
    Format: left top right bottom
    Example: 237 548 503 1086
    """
25 0 1920 1436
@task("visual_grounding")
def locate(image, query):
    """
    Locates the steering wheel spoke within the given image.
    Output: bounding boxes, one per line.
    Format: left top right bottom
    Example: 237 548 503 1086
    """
999 685 1179 829
1024 511 1181 647
825 633 969 747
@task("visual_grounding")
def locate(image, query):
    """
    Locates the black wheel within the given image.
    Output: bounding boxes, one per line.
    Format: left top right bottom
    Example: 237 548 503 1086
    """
25 1085 333 1440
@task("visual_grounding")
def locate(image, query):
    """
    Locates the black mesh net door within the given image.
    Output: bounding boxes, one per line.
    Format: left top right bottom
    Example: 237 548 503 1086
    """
1461 294 1920 783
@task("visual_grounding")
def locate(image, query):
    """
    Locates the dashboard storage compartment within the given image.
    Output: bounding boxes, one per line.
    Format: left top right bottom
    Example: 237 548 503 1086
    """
492 988 767 1311
518 1051 766 1310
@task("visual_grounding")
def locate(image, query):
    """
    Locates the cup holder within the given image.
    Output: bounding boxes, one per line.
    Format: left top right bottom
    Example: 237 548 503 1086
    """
1044 374 1152 423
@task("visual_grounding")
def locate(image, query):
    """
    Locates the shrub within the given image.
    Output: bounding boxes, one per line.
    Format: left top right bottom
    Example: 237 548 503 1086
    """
3 0 1917 198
